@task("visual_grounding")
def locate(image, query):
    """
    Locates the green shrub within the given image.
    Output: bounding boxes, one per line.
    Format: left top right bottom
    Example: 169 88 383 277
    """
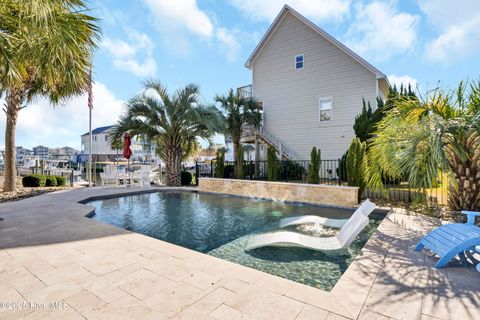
181 171 193 185
22 174 47 187
307 147 321 184
278 160 306 181
267 145 278 181
55 175 67 186
45 176 57 187
337 151 348 182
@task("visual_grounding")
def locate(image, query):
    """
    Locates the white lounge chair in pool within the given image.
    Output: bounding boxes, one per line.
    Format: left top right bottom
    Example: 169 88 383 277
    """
278 199 376 229
245 200 376 253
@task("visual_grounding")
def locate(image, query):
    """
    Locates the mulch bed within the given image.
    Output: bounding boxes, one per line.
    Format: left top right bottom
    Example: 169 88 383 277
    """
0 177 68 203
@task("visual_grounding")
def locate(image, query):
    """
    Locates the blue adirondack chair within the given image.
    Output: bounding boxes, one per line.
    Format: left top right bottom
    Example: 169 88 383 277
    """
415 210 480 268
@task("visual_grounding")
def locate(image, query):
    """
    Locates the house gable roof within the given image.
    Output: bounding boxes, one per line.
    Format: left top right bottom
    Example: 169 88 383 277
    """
245 5 387 81
81 125 114 137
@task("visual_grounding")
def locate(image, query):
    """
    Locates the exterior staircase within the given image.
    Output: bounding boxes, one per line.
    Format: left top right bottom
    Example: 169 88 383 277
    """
241 124 300 160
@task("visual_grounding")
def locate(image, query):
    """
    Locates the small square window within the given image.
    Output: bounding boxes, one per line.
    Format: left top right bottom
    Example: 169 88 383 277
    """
319 97 333 122
295 54 304 69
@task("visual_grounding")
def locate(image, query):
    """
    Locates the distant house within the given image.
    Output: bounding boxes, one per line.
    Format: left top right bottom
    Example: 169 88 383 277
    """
15 146 34 166
79 125 157 162
240 5 389 161
50 146 78 162
32 145 50 160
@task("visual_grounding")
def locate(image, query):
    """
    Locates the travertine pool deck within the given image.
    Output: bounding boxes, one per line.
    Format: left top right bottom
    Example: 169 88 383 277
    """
0 186 478 319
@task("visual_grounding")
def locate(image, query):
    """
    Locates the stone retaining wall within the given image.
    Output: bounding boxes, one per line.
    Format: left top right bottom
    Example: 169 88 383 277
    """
198 178 359 206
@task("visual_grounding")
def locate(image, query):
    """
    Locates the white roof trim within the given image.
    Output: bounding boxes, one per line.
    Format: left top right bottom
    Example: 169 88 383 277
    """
245 5 386 80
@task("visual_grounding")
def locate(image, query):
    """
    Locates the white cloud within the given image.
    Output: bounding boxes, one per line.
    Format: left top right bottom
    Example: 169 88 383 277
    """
144 0 213 38
346 1 419 62
387 74 418 91
0 82 124 150
143 0 214 55
230 0 351 22
101 38 136 58
96 4 129 27
113 58 157 78
420 0 480 63
216 28 241 63
142 0 251 62
419 0 479 27
101 30 157 77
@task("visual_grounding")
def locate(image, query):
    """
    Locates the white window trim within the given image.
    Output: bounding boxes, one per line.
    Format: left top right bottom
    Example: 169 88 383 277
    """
319 97 333 122
295 54 304 70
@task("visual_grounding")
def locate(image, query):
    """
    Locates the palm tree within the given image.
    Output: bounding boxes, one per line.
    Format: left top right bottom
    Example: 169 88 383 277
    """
110 80 224 186
215 89 261 178
366 81 480 212
0 0 100 192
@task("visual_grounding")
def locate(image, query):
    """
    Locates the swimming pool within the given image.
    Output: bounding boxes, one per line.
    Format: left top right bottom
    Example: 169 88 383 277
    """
88 190 386 291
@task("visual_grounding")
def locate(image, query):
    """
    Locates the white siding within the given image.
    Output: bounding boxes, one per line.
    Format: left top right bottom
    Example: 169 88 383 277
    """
81 132 116 155
252 12 378 160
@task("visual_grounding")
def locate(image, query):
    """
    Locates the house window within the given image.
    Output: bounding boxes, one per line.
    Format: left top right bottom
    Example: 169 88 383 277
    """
295 54 304 69
319 97 333 122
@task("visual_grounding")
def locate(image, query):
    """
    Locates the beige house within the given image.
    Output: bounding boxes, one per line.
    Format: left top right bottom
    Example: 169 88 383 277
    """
240 5 389 161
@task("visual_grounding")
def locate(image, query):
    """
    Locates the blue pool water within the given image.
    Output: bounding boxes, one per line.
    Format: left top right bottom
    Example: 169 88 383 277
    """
88 191 385 291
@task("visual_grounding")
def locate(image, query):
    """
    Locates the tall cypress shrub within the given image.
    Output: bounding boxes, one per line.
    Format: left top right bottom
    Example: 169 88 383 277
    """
307 147 321 184
353 99 373 142
346 138 367 199
214 148 225 178
353 87 417 144
267 145 278 181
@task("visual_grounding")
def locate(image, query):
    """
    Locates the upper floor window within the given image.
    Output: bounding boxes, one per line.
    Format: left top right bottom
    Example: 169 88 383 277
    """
319 97 333 122
295 54 304 69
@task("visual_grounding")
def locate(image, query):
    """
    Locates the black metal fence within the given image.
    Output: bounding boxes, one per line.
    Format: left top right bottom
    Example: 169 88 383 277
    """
195 159 448 206
197 159 342 185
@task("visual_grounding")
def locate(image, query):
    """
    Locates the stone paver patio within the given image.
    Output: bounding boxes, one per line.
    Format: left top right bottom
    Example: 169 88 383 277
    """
0 187 478 319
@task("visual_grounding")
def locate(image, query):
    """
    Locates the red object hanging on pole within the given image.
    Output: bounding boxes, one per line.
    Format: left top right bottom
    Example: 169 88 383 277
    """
123 133 132 160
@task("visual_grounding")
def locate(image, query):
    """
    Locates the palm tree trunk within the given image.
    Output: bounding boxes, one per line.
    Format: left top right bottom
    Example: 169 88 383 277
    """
232 140 239 167
233 138 244 179
3 87 25 192
448 157 480 212
166 146 182 186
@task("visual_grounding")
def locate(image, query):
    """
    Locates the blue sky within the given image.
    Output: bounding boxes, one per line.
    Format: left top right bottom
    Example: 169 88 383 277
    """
2 0 480 150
